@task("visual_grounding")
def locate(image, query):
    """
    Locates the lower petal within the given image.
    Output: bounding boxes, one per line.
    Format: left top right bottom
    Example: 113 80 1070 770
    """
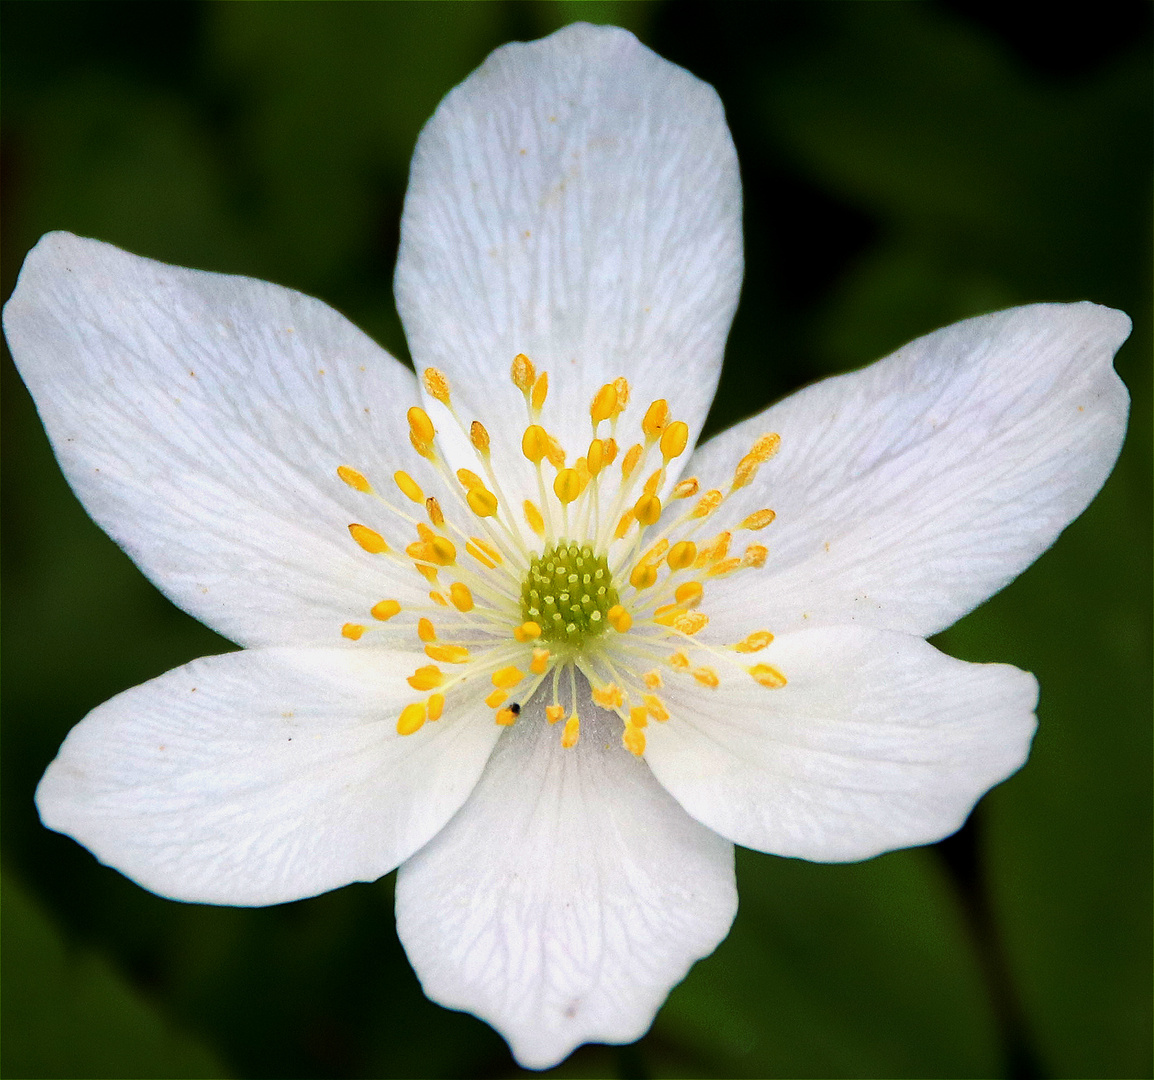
644 625 1037 861
36 647 502 906
395 689 736 1069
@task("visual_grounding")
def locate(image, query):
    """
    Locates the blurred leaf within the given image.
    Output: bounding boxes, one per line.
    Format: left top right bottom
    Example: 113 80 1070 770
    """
1 872 230 1079
655 848 1002 1078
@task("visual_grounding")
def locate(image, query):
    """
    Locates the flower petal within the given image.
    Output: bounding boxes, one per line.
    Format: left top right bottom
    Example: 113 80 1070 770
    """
395 687 736 1069
644 625 1037 862
692 303 1129 638
36 647 502 905
3 232 432 648
395 23 742 493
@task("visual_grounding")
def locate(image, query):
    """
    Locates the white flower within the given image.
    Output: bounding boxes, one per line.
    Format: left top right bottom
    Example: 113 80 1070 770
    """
2 23 1130 1071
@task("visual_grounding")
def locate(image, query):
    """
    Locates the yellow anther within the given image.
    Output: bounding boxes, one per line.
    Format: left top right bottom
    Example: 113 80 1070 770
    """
417 523 436 543
591 383 618 425
614 510 636 540
449 582 474 612
674 580 704 607
659 420 689 461
394 471 424 503
643 670 663 689
546 704 566 724
492 666 525 690
427 693 445 721
634 493 662 526
691 489 723 518
575 456 591 487
672 478 699 500
405 540 433 562
741 508 777 530
397 703 426 736
495 706 518 726
707 557 742 577
629 563 657 590
486 688 508 709
423 367 451 405
523 500 546 537
642 399 670 439
531 371 549 412
735 631 774 653
417 618 436 642
643 694 670 722
469 536 502 565
348 523 388 554
653 605 686 626
544 434 566 470
693 666 720 688
641 539 670 565
696 531 732 566
732 455 762 490
430 537 457 565
669 651 690 669
630 705 649 730
750 663 788 688
522 424 549 463
467 486 499 517
426 496 445 528
607 605 632 633
613 377 630 411
587 439 605 476
750 432 782 462
407 406 435 444
457 468 484 490
592 683 623 709
407 666 445 691
601 437 618 465
561 713 580 748
553 468 585 505
666 541 697 571
466 540 496 567
514 621 542 643
530 648 550 675
743 544 768 568
621 443 643 480
470 420 491 455
409 431 435 459
511 353 536 392
643 468 664 496
371 599 401 622
337 465 372 493
673 612 709 635
622 723 646 757
416 563 439 583
425 643 470 664
341 623 365 640
430 591 448 606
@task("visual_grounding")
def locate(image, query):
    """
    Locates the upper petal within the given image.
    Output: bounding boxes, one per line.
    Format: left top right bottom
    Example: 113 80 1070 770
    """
692 303 1129 638
644 625 1037 862
3 233 432 648
36 646 502 906
395 686 736 1069
395 23 742 485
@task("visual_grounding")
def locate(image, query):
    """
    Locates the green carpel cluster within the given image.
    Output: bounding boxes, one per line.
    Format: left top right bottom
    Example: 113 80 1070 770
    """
521 541 619 645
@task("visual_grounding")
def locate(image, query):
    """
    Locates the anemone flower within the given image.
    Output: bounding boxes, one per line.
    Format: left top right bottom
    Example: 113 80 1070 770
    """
3 22 1129 1070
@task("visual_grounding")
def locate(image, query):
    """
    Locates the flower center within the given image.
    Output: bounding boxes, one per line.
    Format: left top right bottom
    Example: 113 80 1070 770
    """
521 541 619 646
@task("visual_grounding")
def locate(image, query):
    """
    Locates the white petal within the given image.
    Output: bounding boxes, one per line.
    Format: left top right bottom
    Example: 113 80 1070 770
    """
644 626 1037 861
396 23 742 500
395 687 736 1069
692 303 1130 638
3 233 432 648
36 647 502 906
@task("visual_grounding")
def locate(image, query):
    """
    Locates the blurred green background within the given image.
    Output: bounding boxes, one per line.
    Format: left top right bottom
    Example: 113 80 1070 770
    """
2 2 1150 1077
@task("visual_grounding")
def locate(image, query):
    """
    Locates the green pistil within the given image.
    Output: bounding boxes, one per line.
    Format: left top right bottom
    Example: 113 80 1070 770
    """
521 540 619 646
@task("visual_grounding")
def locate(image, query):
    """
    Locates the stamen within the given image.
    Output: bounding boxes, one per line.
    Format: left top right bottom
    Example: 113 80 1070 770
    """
693 667 720 688
495 705 518 726
531 371 549 412
467 486 499 517
659 420 689 461
691 489 723 518
546 704 565 724
349 524 388 554
741 509 777 530
591 383 618 425
621 443 643 481
469 536 502 565
492 666 525 689
417 618 436 642
629 563 657 590
408 666 444 690
607 605 632 632
642 400 669 439
735 630 774 653
425 644 470 664
666 541 697 571
511 353 536 393
588 439 605 476
470 421 490 455
674 581 703 607
743 545 768 568
643 670 663 689
514 621 542 642
426 497 445 528
630 705 649 729
634 494 661 526
613 377 630 411
530 648 550 674
371 599 401 621
408 406 435 445
561 713 580 748
397 703 426 736
427 694 444 721
486 688 508 708
706 557 742 577
395 471 424 503
673 612 709 635
592 684 623 709
672 478 699 499
430 591 448 606
523 500 545 537
341 623 365 640
337 465 373 493
669 651 690 669
622 722 646 756
642 693 670 721
554 468 584 505
423 367 451 405
749 663 787 688
522 424 549 463
449 583 474 612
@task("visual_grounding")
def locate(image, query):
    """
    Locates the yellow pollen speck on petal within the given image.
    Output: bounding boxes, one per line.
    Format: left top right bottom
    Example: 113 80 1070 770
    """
643 468 664 496
547 704 566 724
669 651 690 669
417 618 436 642
449 582 474 612
660 420 689 461
613 377 630 411
457 468 484 490
641 538 670 565
394 471 424 503
470 421 491 455
514 621 542 642
621 443 643 480
492 666 524 689
750 663 787 688
707 557 742 578
672 477 699 500
531 371 549 412
692 489 723 518
341 623 365 640
614 509 636 540
629 563 657 590
553 468 584 504
427 693 444 721
592 684 623 709
423 367 451 405
408 406 435 445
561 713 580 748
397 703 426 736
337 465 373 493
634 493 661 526
735 630 774 653
743 544 768 568
602 437 618 466
667 540 697 571
511 353 536 392
523 500 546 537
469 536 502 565
630 706 649 730
622 723 646 756
522 424 548 463
371 599 401 621
643 669 663 689
693 666 720 688
426 643 469 664
591 383 618 425
674 612 709 635
607 605 632 632
530 648 550 674
486 688 508 709
642 399 669 439
416 563 439 583
741 508 777 530
426 496 445 528
348 523 388 554
408 666 444 690
495 706 518 726
675 581 704 607
643 693 670 721
467 486 499 517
